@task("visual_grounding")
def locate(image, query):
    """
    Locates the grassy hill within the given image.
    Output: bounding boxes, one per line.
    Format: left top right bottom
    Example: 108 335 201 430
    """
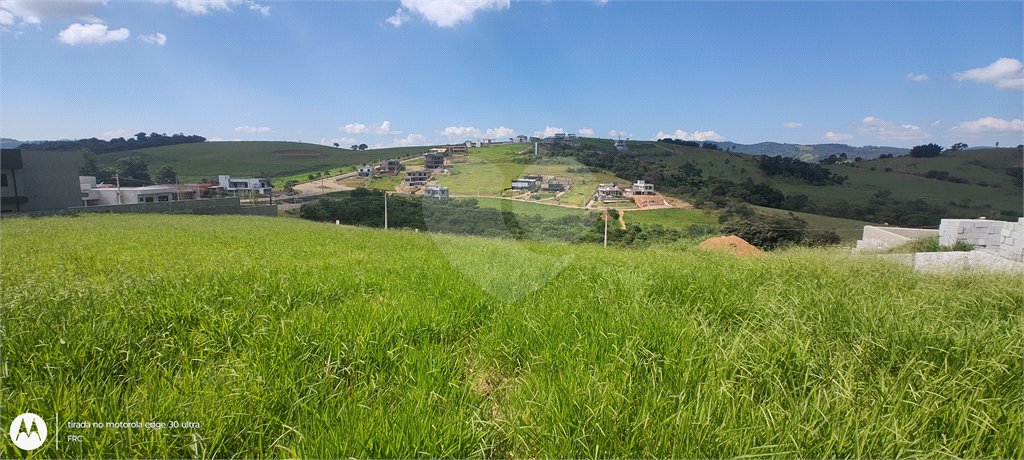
716 141 909 162
1 214 1020 458
93 141 428 183
629 141 1023 223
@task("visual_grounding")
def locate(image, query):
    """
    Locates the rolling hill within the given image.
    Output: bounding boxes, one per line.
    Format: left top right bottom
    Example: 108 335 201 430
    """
92 141 430 183
716 141 909 162
550 139 1022 226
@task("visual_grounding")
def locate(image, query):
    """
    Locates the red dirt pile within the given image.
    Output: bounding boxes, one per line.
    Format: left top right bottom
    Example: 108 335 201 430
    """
698 235 764 258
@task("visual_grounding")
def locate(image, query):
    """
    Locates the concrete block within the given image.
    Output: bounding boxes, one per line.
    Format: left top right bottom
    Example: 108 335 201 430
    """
1002 228 1013 237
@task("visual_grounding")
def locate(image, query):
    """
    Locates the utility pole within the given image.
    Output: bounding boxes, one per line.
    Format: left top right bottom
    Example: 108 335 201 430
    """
116 174 122 205
604 207 608 248
384 192 388 230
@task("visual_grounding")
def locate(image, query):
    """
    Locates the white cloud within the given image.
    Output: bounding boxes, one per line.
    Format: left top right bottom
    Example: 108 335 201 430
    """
651 129 724 142
782 122 802 129
57 23 129 45
822 132 853 141
234 126 271 133
485 126 515 139
340 123 368 134
534 126 565 138
857 116 929 141
162 0 269 16
398 0 509 27
953 58 1024 91
319 137 359 146
949 117 1024 135
139 32 166 45
440 125 482 139
0 9 14 25
578 127 595 137
375 120 400 135
386 8 411 27
607 130 633 139
931 120 941 127
389 133 427 147
906 73 929 82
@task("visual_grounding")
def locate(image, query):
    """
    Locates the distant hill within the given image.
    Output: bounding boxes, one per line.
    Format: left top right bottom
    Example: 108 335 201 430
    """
716 142 909 163
92 141 431 183
1 138 27 149
553 138 1021 226
19 133 206 154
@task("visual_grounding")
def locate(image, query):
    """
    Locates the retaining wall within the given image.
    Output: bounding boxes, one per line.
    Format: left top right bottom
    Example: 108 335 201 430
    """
940 218 1024 263
855 225 938 250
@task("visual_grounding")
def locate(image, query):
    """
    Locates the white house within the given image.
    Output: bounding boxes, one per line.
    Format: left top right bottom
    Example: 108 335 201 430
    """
80 176 179 206
632 180 655 195
597 182 623 199
357 165 375 178
423 184 449 199
217 175 272 195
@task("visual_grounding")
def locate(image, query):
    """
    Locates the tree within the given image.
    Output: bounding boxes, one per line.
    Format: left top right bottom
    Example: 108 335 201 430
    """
115 156 151 186
948 142 968 151
155 165 177 184
333 143 340 148
358 143 368 151
350 144 358 151
909 143 942 158
79 149 115 183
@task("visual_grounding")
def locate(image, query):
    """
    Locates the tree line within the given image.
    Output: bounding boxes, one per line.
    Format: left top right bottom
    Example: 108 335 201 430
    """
20 132 205 154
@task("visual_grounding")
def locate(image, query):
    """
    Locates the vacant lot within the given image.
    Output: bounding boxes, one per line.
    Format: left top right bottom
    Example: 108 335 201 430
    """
2 214 1020 458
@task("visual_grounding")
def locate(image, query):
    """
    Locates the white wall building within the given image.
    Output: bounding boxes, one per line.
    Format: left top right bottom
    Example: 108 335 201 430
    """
80 176 179 206
424 184 449 199
218 175 272 195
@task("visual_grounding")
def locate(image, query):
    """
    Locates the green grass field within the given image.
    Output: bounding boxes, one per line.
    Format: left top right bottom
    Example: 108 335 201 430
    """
471 197 588 219
623 207 719 229
2 214 1020 458
94 141 427 184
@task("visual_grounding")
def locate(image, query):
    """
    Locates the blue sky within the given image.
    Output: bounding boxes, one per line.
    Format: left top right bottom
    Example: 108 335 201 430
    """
1 0 1022 149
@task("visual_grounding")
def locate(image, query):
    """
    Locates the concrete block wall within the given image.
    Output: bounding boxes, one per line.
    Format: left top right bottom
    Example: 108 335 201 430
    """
856 226 938 250
939 218 1023 263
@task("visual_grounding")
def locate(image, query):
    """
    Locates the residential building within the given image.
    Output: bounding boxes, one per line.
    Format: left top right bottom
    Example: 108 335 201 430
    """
217 175 272 195
423 184 449 199
80 178 179 206
380 158 403 173
615 139 628 150
1 149 84 213
597 182 623 199
402 169 432 186
424 152 447 170
632 179 655 195
541 179 570 192
511 178 538 191
446 145 468 154
514 135 529 144
357 165 375 178
465 140 482 148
